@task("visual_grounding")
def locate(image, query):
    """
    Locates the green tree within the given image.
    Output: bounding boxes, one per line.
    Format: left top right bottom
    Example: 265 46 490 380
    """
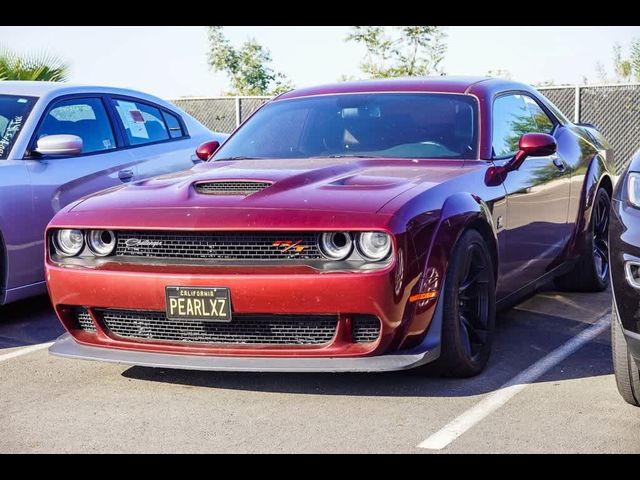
346 26 447 78
613 42 632 82
631 38 640 81
207 26 293 96
0 46 68 82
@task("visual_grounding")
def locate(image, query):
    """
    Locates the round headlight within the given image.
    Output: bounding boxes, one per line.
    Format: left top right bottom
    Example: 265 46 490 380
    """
320 232 353 260
53 229 84 257
87 230 116 257
357 232 392 261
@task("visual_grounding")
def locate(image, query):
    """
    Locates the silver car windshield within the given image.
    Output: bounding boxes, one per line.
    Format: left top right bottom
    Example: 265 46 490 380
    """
0 95 36 159
213 93 479 161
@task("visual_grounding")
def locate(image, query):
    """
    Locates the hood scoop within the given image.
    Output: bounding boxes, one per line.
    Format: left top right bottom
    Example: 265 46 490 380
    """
194 180 273 196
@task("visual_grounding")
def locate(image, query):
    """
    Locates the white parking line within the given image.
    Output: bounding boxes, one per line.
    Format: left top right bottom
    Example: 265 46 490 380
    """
0 342 54 363
418 311 611 450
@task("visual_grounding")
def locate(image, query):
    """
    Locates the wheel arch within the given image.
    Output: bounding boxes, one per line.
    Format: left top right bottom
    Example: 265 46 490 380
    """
567 153 613 259
397 192 499 354
416 192 499 295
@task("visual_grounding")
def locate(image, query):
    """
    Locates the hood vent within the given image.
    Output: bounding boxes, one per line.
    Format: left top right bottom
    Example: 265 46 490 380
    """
194 180 272 196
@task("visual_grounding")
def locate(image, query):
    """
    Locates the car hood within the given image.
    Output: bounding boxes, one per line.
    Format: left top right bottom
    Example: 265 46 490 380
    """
71 157 470 215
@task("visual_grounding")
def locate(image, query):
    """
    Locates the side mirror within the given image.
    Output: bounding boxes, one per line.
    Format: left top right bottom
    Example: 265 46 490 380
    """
34 134 83 157
195 140 220 161
510 133 557 170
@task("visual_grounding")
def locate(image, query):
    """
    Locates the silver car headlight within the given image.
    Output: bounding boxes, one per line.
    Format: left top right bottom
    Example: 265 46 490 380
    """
357 232 392 261
628 172 640 208
53 229 84 257
87 230 116 257
320 232 353 260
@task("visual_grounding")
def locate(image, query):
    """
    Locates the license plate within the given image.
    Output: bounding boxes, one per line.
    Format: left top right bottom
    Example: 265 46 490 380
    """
165 286 232 322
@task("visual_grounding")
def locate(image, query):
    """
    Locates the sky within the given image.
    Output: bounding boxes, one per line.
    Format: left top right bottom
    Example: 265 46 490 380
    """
0 26 638 99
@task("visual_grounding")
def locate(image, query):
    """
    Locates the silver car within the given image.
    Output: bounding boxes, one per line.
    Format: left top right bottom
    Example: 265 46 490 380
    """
0 81 226 305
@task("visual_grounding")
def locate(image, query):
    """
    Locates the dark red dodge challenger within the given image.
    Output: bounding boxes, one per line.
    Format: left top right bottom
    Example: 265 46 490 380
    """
46 77 614 377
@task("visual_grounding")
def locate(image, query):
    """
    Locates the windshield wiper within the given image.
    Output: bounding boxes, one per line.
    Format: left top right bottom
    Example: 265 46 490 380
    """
323 154 373 159
213 156 264 161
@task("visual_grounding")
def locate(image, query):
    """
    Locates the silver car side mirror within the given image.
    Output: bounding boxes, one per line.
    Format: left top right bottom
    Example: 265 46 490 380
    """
34 134 83 156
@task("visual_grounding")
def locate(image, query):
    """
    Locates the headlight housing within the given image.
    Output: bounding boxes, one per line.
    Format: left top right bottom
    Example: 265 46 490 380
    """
320 232 353 260
87 230 116 257
53 229 84 257
357 232 392 261
628 172 640 208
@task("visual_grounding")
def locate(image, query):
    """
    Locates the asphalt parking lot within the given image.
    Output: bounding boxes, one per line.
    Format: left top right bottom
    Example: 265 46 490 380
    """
1 287 639 453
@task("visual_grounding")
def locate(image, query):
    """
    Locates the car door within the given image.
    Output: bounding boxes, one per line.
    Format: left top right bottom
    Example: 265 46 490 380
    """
492 93 571 297
23 95 137 286
109 97 197 180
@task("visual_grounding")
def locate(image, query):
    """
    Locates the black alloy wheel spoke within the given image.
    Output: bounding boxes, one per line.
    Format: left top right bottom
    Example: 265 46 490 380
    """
592 195 610 280
457 244 490 360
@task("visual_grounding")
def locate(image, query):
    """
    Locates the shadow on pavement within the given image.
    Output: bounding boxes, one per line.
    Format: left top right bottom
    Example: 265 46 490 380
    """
121 288 613 398
0 295 64 348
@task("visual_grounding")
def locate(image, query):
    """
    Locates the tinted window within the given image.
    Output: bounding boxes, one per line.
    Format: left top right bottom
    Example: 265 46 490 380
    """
37 98 116 154
0 95 36 159
113 99 169 145
492 94 555 158
162 110 185 139
213 93 478 161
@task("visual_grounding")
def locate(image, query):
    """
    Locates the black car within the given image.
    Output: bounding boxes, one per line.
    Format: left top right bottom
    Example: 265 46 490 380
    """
611 150 640 405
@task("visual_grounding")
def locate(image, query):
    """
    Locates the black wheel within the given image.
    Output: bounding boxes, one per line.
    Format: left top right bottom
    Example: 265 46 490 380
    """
612 304 640 406
556 187 610 292
430 229 496 377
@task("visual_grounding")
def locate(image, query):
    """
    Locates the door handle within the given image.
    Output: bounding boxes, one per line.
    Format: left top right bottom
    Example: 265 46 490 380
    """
118 169 134 181
551 155 566 172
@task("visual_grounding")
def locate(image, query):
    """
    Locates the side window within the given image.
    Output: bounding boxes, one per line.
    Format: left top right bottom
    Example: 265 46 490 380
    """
112 99 170 146
492 94 555 158
162 110 185 139
37 98 116 154
523 95 555 134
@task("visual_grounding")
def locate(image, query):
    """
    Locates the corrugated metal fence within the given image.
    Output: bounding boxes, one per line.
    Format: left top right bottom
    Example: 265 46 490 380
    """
171 84 640 174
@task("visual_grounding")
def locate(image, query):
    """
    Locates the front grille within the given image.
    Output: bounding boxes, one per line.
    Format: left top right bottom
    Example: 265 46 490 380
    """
74 308 96 332
351 315 381 343
96 309 338 345
115 231 323 261
195 181 272 196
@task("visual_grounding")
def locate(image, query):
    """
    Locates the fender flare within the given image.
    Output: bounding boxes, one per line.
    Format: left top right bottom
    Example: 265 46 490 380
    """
397 193 498 351
420 192 498 286
567 154 613 258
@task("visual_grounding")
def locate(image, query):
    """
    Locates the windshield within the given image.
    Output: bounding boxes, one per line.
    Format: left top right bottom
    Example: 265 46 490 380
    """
213 93 478 161
0 95 36 160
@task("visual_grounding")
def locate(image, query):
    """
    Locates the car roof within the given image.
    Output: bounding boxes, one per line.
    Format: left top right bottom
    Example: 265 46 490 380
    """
0 81 165 102
276 76 534 100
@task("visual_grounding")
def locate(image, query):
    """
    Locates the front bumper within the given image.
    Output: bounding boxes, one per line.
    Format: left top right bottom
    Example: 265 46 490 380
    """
46 252 441 367
611 198 640 335
49 332 441 372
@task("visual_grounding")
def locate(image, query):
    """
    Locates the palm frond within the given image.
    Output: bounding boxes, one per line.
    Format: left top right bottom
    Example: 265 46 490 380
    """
0 45 69 82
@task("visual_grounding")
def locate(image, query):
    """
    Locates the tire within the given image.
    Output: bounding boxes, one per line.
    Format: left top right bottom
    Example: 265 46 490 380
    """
429 229 496 377
612 303 640 407
556 187 610 292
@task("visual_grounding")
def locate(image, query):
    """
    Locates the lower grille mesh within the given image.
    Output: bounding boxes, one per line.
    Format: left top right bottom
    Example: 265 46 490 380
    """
351 315 381 343
75 308 96 333
96 309 338 345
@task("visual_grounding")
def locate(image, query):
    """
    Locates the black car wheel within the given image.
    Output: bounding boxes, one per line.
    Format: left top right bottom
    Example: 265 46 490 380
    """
556 187 610 292
612 303 640 407
431 229 496 377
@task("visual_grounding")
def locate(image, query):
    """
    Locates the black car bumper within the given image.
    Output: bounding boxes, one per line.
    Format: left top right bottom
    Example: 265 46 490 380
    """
610 195 640 360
